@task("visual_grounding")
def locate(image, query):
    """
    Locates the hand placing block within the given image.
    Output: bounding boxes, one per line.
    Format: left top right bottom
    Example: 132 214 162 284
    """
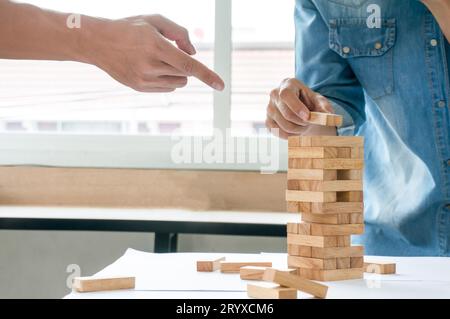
247 283 297 299
220 261 272 273
263 268 328 299
197 257 226 272
73 276 135 293
307 112 343 127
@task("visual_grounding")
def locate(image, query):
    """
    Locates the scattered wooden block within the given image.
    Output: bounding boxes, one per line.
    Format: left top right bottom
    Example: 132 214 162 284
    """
220 262 273 273
288 256 337 270
288 244 312 257
302 202 364 214
290 158 364 170
73 276 135 293
287 168 337 181
298 268 364 281
287 233 349 248
286 190 337 203
336 257 351 269
311 246 364 259
240 266 296 281
263 268 328 299
289 136 364 148
297 180 363 192
310 223 364 236
247 283 297 299
364 261 396 274
337 191 364 202
307 112 343 127
197 257 226 272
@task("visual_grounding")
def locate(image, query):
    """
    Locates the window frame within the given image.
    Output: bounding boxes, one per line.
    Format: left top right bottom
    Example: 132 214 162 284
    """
0 0 288 172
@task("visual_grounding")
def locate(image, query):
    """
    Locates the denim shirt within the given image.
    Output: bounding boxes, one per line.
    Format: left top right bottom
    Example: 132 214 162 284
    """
295 0 450 256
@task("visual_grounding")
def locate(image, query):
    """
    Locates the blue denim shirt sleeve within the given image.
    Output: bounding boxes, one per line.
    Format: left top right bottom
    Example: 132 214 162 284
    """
294 0 366 136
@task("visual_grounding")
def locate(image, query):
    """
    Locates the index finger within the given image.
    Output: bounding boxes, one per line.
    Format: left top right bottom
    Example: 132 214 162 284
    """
159 39 225 91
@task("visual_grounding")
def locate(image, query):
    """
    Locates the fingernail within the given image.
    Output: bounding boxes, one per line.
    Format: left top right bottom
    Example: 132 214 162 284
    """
212 82 224 91
300 111 309 121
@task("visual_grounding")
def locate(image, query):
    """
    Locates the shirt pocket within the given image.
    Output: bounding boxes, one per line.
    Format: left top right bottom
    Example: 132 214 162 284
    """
328 0 369 8
329 18 396 99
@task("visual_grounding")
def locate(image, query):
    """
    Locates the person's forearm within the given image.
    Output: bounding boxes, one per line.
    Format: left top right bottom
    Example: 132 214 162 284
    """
421 0 450 42
0 0 99 62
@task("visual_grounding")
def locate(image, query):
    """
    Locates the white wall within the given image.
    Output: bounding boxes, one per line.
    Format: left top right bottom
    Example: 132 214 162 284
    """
0 231 285 298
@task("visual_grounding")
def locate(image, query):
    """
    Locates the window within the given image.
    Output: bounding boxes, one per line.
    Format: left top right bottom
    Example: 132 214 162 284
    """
0 0 290 170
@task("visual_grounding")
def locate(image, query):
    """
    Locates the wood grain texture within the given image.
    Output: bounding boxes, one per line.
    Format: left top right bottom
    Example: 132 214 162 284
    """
311 246 364 259
240 266 295 281
196 257 226 272
298 268 364 281
247 284 297 299
73 276 135 293
289 136 364 148
289 158 364 170
263 268 328 298
288 256 337 270
286 190 337 203
297 180 363 192
310 223 364 236
288 147 351 159
287 169 337 181
364 261 396 274
307 112 343 127
220 262 273 273
287 233 349 248
0 167 287 212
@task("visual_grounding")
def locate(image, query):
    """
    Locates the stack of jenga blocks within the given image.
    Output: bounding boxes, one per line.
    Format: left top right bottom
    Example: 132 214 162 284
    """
286 112 365 281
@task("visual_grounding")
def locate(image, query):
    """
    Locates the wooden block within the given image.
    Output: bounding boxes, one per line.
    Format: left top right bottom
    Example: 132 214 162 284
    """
73 276 135 293
298 180 363 192
293 159 364 170
288 147 343 159
287 169 337 181
301 212 364 225
307 112 343 127
351 257 364 268
297 223 311 235
220 262 273 273
311 202 364 214
286 190 337 203
287 233 340 248
337 191 364 202
288 256 336 270
349 213 364 224
263 268 328 299
336 257 351 269
287 180 300 190
298 268 364 281
364 261 396 274
287 223 298 234
350 147 364 159
288 244 312 257
310 223 364 236
247 283 297 299
336 236 351 247
337 169 363 180
197 257 226 272
288 136 311 147
240 266 296 281
311 245 364 259
289 136 363 148
287 201 300 212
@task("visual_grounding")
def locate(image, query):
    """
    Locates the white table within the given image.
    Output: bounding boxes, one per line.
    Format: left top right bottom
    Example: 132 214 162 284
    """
0 206 297 252
65 249 450 299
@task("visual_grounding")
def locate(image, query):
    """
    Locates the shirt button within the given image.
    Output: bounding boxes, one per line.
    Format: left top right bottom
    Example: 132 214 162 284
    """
430 39 438 47
343 47 351 54
375 42 382 50
438 100 446 108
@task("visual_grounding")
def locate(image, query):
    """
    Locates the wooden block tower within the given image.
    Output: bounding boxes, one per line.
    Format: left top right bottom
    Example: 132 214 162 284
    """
286 112 365 281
